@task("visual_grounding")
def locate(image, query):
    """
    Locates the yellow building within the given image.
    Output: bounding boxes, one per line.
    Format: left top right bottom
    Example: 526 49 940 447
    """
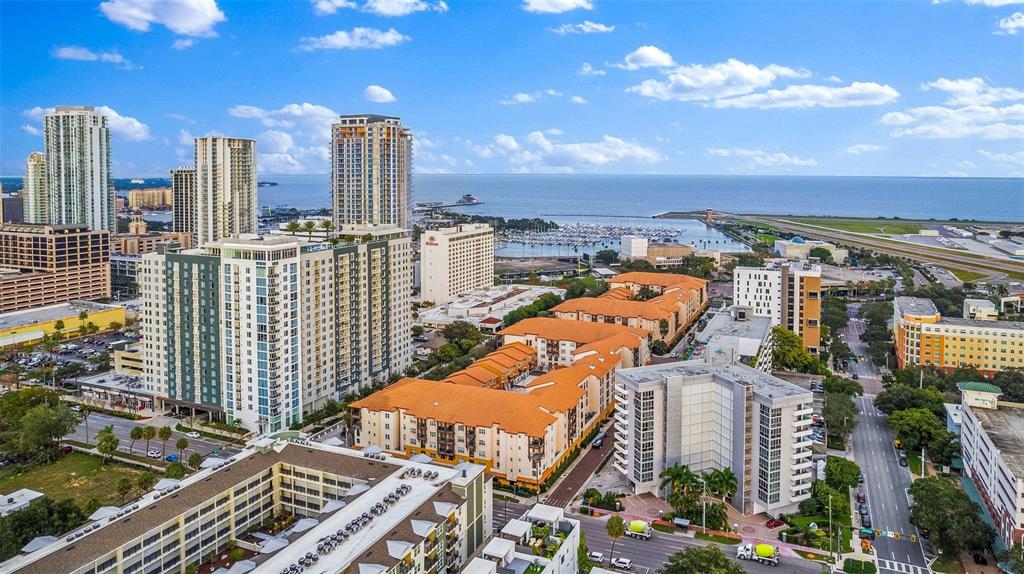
113 344 144 375
126 187 172 209
894 296 1024 376
0 301 126 348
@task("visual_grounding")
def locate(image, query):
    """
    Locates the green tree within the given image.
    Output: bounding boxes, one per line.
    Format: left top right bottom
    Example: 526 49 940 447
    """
887 408 944 450
771 327 828 375
284 220 301 235
997 543 1024 574
442 321 481 345
318 219 334 235
411 325 424 337
302 220 318 239
436 343 461 363
96 425 120 464
0 497 86 561
823 392 858 442
704 468 738 501
564 279 588 300
658 545 744 574
660 464 698 495
165 461 187 479
80 496 102 516
116 477 134 503
594 249 618 265
926 430 961 467
176 437 188 459
659 318 671 340
188 452 203 470
606 515 625 561
129 426 143 455
823 374 863 396
16 403 79 461
142 426 156 453
824 456 862 490
910 476 994 555
809 246 834 264
874 385 945 416
136 470 157 491
158 425 172 456
54 319 65 331
993 368 1024 403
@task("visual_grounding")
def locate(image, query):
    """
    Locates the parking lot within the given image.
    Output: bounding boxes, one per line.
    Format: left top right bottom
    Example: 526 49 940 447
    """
4 330 141 379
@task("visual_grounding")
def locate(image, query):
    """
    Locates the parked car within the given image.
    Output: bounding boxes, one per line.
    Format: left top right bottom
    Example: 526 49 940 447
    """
857 491 866 503
610 558 632 570
765 518 785 529
858 473 865 484
587 552 605 564
852 373 860 380
862 514 872 529
185 431 201 439
165 454 178 462
147 450 161 458
859 503 870 515
70 405 82 412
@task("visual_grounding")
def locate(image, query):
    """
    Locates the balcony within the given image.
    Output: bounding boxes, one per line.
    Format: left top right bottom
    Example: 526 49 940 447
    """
791 449 812 460
792 460 813 471
791 481 812 492
791 492 812 503
794 407 813 417
612 461 627 475
793 417 812 428
792 471 813 483
793 428 812 439
792 439 812 450
614 403 628 417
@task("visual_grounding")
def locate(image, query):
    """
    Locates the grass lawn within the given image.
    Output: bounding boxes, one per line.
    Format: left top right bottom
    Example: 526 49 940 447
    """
0 452 143 507
931 553 966 574
787 513 854 553
785 217 930 235
755 233 778 245
907 451 924 478
946 268 989 282
695 532 740 544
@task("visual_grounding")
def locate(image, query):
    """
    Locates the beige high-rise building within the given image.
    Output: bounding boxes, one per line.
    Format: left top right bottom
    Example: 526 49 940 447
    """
23 152 47 224
170 166 196 242
420 224 495 304
44 106 113 232
331 114 412 229
127 187 172 209
194 137 256 246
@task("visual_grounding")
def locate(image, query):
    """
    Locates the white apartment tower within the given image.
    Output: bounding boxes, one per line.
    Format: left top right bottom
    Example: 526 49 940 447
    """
733 259 822 353
195 137 257 246
43 106 113 232
23 152 47 224
331 114 412 229
170 166 197 242
613 358 814 515
420 223 495 304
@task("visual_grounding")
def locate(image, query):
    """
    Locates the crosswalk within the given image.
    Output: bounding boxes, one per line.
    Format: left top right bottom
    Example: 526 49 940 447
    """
877 558 931 574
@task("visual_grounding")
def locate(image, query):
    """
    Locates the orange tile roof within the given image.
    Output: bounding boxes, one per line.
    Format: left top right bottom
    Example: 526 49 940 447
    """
600 286 633 300
571 351 620 377
524 368 589 411
609 271 708 291
573 332 647 355
444 365 500 387
552 297 675 321
351 378 568 436
498 317 649 343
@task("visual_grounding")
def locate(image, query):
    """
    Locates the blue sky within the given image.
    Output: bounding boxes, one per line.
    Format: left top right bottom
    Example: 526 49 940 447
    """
2 0 1022 177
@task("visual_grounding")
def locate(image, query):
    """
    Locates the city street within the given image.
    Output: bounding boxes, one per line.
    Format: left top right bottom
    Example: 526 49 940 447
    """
841 304 884 395
66 412 242 460
544 431 616 508
852 396 933 574
494 502 827 574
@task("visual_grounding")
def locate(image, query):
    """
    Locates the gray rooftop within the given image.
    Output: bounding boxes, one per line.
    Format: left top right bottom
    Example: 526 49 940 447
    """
968 403 1024 480
617 359 811 405
940 317 1024 330
698 309 772 343
0 301 122 331
894 296 939 317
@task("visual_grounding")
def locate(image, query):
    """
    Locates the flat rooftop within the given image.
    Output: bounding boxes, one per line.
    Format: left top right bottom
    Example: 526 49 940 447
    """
10 440 480 574
616 359 811 405
0 301 122 331
939 317 1024 330
697 309 772 343
968 403 1024 481
895 296 939 317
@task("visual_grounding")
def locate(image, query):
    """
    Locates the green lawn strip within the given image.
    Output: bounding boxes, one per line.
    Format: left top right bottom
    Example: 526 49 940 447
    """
843 557 878 573
946 268 989 282
930 553 966 574
784 217 927 235
694 532 740 544
755 233 778 244
907 451 924 478
65 440 170 468
0 452 143 507
175 423 242 445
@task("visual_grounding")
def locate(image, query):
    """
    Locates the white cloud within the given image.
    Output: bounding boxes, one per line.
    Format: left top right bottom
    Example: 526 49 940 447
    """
499 89 562 105
845 144 884 154
978 149 1024 164
571 95 588 104
956 160 976 170
627 58 809 102
312 0 357 14
707 147 816 168
229 102 339 172
466 130 661 172
883 104 1024 139
494 133 520 151
523 0 592 13
611 45 675 70
551 20 614 34
298 27 410 51
965 0 1024 5
99 0 225 36
826 75 843 83
52 46 135 69
578 62 605 76
923 77 1024 105
21 125 42 136
313 0 447 15
171 38 196 50
24 106 151 141
997 11 1024 34
178 129 194 145
364 85 397 103
712 82 899 109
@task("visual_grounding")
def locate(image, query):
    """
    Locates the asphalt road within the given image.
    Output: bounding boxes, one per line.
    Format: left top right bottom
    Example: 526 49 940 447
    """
852 396 933 574
67 412 242 461
543 429 615 508
840 305 884 395
494 502 827 574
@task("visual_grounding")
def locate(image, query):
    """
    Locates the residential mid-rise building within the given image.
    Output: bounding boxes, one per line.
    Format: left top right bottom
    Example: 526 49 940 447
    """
170 166 197 241
694 305 774 372
958 382 1024 547
420 224 495 304
733 260 822 353
0 224 110 313
141 226 412 432
44 106 114 232
894 296 1024 376
4 438 490 574
331 114 412 229
127 187 173 209
112 211 192 255
499 317 650 370
613 358 814 515
23 152 47 223
195 137 257 246
469 504 580 574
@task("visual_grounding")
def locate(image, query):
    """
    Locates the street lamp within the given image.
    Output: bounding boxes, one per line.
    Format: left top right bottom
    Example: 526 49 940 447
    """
696 476 708 534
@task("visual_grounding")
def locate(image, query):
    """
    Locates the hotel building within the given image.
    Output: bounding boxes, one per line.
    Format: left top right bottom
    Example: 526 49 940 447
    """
0 224 110 314
613 358 814 515
142 227 412 433
420 224 495 305
195 137 257 246
44 106 114 232
170 166 197 242
733 260 822 354
893 296 1024 376
4 438 490 574
331 115 413 229
23 152 47 224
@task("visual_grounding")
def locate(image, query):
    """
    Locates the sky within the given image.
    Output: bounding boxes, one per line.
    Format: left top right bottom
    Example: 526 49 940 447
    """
1 0 1023 177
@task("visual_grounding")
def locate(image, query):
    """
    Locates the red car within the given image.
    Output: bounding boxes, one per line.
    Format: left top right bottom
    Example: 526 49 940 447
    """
766 518 785 529
857 491 866 503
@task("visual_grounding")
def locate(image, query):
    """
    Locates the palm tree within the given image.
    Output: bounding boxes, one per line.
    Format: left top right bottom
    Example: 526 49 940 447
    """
659 464 698 495
606 515 626 561
284 221 301 236
176 437 188 459
142 426 156 453
129 426 143 454
302 220 318 239
318 219 334 236
158 426 172 456
716 467 738 501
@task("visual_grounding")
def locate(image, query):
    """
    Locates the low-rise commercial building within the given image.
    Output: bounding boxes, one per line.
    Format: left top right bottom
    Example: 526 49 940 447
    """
466 504 579 574
418 285 564 332
693 306 774 372
959 382 1024 547
773 237 848 264
420 224 495 305
613 357 814 515
733 260 821 354
894 296 1024 376
0 301 126 348
618 236 720 267
964 299 999 321
0 224 110 314
0 489 43 517
4 439 490 574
